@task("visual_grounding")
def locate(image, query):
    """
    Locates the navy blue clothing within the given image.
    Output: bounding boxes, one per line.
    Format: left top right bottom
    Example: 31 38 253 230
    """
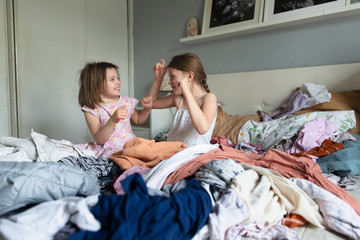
69 173 212 240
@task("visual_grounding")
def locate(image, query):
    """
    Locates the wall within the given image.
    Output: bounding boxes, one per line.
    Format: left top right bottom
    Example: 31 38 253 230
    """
1 0 129 143
133 0 360 100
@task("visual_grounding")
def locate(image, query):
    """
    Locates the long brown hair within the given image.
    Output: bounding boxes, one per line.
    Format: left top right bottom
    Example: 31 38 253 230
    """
78 62 119 109
168 53 211 93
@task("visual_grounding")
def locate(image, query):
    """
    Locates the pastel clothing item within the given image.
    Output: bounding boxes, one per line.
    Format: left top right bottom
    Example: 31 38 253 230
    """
258 82 331 122
110 137 187 170
113 166 151 195
167 97 217 147
289 117 338 154
76 96 138 158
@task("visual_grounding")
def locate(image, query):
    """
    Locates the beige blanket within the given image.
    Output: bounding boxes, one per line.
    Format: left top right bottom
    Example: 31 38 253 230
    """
212 107 260 144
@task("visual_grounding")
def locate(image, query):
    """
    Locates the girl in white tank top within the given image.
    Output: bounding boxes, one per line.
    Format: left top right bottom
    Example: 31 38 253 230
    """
148 53 219 147
167 96 216 146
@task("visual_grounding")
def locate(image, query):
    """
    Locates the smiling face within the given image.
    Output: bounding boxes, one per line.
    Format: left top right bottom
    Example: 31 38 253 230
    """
101 67 121 102
168 67 189 95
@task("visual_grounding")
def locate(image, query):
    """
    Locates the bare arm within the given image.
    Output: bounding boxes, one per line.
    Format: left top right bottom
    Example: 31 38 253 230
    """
84 105 128 144
84 112 117 145
148 59 176 109
178 72 217 134
184 91 217 135
131 96 152 125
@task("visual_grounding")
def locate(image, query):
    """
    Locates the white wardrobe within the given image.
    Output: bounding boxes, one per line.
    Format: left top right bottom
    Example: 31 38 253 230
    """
0 0 131 143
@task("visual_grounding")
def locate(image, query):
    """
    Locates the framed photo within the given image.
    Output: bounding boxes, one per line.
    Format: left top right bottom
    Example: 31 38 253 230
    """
347 0 360 4
264 0 347 21
202 0 264 34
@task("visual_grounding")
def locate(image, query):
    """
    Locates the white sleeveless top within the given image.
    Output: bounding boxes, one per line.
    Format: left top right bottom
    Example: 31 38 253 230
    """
167 97 217 147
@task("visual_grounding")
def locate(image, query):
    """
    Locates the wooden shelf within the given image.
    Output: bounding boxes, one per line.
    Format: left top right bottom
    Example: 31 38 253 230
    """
180 3 360 44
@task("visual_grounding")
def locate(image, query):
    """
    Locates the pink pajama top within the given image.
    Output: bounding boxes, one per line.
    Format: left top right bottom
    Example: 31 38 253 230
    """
76 96 138 158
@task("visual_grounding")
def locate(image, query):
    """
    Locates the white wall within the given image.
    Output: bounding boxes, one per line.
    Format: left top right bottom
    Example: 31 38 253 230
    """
3 0 129 143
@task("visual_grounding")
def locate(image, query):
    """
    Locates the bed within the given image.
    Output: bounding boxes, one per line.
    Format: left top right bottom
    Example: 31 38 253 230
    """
0 63 360 240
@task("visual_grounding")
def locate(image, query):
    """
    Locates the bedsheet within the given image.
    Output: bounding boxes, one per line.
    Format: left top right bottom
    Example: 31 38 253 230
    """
238 110 355 150
0 161 99 216
0 195 100 240
0 130 93 162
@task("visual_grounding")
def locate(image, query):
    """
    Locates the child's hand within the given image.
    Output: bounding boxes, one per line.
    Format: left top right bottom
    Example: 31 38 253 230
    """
153 59 167 81
177 75 191 93
141 96 153 109
111 106 127 123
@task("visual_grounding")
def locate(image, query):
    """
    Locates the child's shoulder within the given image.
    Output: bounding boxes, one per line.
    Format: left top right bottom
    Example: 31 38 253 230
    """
204 92 217 101
81 104 97 112
81 104 100 116
119 96 139 105
201 93 217 109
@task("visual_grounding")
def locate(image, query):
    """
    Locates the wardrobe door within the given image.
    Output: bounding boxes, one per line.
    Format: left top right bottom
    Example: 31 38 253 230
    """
0 0 10 136
14 0 129 143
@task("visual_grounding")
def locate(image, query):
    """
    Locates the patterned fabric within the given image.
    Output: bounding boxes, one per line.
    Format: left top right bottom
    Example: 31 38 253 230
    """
281 214 307 228
225 221 300 240
195 159 245 201
58 155 113 177
76 96 138 158
291 139 344 160
238 110 355 150
291 178 360 240
153 129 169 142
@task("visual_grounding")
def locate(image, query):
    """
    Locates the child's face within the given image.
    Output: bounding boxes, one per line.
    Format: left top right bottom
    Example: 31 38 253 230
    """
102 67 121 101
168 68 189 95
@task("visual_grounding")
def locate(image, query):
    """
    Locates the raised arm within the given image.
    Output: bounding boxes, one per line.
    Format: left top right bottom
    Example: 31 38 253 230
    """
148 59 166 102
148 59 175 109
183 88 218 135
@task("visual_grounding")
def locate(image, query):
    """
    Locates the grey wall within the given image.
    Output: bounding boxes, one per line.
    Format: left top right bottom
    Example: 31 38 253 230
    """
133 0 360 99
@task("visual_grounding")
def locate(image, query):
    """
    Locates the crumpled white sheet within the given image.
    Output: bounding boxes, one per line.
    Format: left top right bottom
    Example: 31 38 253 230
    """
0 129 94 162
300 82 331 107
0 195 100 240
0 144 33 162
291 178 360 240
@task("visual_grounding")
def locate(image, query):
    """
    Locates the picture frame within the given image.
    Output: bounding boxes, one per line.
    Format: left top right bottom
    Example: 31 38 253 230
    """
264 0 347 21
202 0 264 34
347 0 360 4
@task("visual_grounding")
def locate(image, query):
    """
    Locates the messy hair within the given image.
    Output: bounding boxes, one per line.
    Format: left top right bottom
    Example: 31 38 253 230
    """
78 61 119 109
